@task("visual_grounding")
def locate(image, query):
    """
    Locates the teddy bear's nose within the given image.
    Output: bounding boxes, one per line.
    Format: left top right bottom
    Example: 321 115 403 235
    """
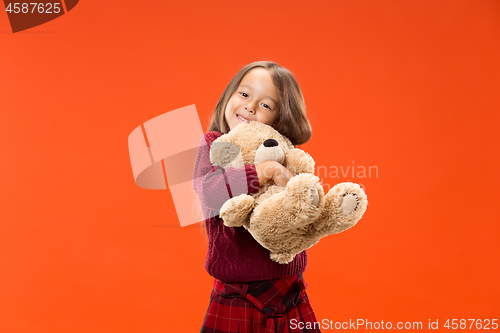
263 139 279 147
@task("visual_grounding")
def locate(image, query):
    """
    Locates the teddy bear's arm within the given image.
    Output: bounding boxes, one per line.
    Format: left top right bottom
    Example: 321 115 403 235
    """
285 148 315 175
193 133 260 211
220 193 255 227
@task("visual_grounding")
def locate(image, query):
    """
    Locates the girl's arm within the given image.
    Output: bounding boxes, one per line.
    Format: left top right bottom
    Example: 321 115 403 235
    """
255 161 296 187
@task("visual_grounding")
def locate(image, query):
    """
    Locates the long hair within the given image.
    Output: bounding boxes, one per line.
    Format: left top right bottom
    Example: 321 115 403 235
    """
207 61 312 146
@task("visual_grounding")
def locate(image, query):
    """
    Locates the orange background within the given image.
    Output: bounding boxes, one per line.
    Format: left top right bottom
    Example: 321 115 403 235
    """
1 1 499 332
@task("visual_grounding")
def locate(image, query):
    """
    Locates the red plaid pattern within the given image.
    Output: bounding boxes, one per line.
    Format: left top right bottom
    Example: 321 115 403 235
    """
200 274 321 333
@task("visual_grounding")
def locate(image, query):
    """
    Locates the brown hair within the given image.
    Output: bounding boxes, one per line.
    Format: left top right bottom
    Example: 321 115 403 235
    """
207 61 312 146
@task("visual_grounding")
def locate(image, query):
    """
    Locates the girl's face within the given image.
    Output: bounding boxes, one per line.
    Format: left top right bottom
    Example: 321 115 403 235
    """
225 68 280 131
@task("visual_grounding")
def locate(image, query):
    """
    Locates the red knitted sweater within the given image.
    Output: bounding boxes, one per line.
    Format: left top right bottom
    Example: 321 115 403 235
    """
192 131 307 283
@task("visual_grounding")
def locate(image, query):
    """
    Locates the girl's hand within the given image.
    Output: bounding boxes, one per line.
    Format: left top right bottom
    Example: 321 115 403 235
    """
255 161 296 187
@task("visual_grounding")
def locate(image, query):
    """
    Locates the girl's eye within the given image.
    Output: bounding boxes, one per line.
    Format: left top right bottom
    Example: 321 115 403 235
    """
238 92 271 110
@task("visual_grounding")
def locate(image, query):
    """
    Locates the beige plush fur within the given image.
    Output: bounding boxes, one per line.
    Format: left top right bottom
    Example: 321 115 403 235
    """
210 121 368 264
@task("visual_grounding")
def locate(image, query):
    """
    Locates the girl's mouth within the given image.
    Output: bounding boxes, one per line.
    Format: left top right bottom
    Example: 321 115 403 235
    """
236 114 249 122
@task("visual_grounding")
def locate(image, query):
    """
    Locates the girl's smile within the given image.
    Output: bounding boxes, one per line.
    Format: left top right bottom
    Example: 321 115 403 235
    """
236 114 250 123
225 68 280 131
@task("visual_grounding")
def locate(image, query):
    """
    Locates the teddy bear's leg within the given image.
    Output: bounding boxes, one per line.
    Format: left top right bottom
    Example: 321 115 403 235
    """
267 235 321 264
250 173 324 233
314 182 368 237
287 173 324 204
341 193 359 215
310 186 320 207
269 252 295 264
220 193 255 227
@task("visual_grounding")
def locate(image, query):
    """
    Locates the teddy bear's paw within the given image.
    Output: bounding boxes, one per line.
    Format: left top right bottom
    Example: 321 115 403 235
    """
270 252 295 264
287 173 323 207
316 182 368 236
341 193 359 215
310 186 320 207
220 194 255 227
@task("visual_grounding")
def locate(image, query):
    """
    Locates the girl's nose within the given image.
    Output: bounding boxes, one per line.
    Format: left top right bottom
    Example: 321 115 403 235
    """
245 105 255 114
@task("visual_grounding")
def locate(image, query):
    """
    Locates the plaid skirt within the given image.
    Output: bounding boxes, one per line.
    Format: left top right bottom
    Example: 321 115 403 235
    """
200 273 321 333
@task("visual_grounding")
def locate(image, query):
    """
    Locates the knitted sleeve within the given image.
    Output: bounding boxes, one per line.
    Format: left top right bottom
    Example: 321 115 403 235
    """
193 131 261 212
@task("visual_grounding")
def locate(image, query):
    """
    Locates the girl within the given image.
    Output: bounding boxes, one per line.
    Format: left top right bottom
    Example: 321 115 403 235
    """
193 61 321 333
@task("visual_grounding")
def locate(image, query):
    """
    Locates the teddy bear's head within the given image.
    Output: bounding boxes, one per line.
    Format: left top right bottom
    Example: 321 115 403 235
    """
210 121 295 169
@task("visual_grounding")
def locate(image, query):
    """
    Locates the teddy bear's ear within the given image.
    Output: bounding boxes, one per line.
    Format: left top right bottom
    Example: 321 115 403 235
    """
210 141 241 167
283 136 294 149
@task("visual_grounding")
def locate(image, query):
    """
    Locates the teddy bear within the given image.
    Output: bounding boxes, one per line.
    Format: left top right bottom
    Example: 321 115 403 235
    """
210 121 368 264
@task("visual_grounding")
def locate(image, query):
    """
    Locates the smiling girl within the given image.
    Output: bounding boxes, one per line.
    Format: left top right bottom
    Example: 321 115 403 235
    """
193 61 321 333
